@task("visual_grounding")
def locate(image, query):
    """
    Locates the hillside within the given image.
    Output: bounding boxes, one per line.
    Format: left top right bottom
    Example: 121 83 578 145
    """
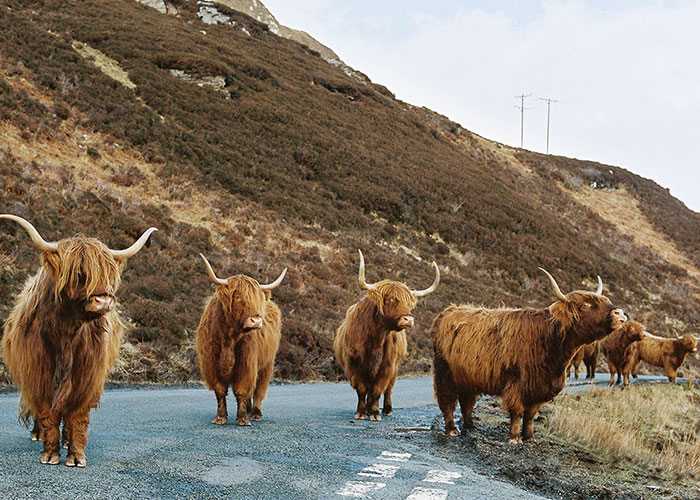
1 0 699 384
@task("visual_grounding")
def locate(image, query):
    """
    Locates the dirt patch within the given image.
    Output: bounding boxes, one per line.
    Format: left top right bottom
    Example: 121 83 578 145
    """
430 394 700 499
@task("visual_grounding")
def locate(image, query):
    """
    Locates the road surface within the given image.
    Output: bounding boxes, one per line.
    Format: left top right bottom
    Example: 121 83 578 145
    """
0 374 663 499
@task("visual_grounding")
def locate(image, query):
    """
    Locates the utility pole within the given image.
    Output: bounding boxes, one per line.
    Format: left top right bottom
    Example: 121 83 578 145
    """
539 97 559 154
515 93 531 148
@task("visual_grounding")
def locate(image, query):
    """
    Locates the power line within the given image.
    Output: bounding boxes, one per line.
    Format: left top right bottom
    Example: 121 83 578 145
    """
539 97 559 154
515 93 531 148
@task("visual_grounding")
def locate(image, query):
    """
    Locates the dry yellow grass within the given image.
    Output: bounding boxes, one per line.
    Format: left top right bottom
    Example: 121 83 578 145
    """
568 185 700 279
546 384 700 476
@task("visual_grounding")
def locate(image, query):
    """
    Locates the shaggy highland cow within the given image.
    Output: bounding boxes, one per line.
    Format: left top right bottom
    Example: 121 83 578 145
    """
196 254 286 426
622 332 698 385
1 214 156 467
431 269 626 443
568 341 600 380
600 320 644 387
334 250 439 421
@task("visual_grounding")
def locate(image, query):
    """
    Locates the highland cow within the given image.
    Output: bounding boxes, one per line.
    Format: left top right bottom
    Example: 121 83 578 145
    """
600 320 644 387
196 254 286 426
568 341 600 380
334 250 439 421
431 269 626 443
1 214 156 467
622 332 698 385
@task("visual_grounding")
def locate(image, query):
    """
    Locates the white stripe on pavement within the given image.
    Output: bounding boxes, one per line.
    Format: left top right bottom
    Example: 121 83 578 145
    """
337 481 387 498
423 470 461 485
406 487 448 500
357 463 400 478
377 451 412 462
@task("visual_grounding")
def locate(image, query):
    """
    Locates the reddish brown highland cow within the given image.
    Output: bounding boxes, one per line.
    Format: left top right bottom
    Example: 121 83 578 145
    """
196 254 286 426
431 269 627 443
622 332 698 385
334 250 439 421
568 341 600 380
600 320 644 387
1 214 156 467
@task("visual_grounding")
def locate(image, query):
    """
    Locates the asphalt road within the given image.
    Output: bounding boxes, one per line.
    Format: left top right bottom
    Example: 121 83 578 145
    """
0 374 664 500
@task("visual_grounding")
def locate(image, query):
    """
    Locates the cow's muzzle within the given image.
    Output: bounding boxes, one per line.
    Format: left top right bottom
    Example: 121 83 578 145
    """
85 295 115 313
243 317 263 330
610 308 627 329
397 315 414 330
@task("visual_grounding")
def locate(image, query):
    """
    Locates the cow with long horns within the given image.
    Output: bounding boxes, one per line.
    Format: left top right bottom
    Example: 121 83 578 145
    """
431 269 626 443
0 214 156 467
196 254 286 427
334 250 439 421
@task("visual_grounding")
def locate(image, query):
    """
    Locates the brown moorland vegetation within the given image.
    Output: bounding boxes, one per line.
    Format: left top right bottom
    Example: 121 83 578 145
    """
0 0 699 383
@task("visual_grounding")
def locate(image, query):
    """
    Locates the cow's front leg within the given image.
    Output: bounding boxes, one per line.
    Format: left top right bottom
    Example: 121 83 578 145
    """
64 406 90 467
212 384 228 425
234 394 252 426
37 405 61 465
521 404 543 442
382 373 397 416
367 386 383 421
353 382 368 420
31 417 42 442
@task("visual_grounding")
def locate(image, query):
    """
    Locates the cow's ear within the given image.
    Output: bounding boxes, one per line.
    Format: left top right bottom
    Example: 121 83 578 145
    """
40 250 62 279
263 289 271 301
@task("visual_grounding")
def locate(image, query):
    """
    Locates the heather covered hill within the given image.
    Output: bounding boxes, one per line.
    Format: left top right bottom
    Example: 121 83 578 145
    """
0 0 698 383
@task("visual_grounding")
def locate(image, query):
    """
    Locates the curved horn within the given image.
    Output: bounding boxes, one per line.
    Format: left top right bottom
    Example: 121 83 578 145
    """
595 275 603 295
412 261 440 297
260 267 287 290
109 227 158 259
358 249 377 290
199 253 228 286
539 267 567 301
0 214 58 252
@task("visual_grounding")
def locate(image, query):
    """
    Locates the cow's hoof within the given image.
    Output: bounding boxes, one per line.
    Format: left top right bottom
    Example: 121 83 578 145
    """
236 418 252 427
249 409 262 421
354 412 367 420
369 413 382 422
507 437 522 445
382 407 392 416
30 432 40 442
212 416 227 425
66 454 86 468
62 441 69 450
448 429 460 437
40 452 61 465
523 436 535 443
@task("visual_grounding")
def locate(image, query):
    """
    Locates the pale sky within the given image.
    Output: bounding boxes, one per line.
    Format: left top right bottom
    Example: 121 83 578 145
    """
263 0 700 212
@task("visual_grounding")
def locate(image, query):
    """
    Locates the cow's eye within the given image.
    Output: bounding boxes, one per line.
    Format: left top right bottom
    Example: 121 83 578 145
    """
581 302 591 310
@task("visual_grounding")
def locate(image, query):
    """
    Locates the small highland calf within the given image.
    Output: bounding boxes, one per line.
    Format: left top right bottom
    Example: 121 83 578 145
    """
1 214 156 467
622 332 698 385
334 250 439 421
600 320 644 387
568 341 600 380
196 254 286 426
431 269 626 443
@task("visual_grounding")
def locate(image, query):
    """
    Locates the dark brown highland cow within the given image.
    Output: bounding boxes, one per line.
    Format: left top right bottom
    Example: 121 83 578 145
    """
196 254 286 426
622 332 698 385
568 341 600 380
431 269 627 443
0 214 156 467
600 320 644 387
334 250 439 421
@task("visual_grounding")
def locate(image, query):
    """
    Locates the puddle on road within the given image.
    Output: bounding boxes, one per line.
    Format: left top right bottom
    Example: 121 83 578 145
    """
202 457 262 486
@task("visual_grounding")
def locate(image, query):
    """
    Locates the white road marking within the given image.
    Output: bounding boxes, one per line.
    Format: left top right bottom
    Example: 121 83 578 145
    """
357 463 400 478
405 487 448 500
423 470 461 485
337 481 387 498
377 451 412 462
